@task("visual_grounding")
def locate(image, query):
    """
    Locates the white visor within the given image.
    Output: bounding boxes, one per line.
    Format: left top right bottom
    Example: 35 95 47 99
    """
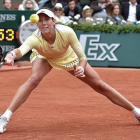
36 9 54 18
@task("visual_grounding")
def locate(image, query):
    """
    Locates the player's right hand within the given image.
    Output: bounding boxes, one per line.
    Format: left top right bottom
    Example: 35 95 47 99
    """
5 53 14 65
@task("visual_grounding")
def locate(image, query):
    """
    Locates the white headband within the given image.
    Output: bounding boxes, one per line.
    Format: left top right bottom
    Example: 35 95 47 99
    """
36 9 54 18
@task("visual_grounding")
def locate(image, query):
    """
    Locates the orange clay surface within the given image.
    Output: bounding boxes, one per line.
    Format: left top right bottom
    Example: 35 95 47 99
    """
0 62 140 140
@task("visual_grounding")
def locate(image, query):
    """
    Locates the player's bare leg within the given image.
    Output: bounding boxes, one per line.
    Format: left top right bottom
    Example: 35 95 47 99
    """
0 58 52 133
8 58 52 112
68 64 140 121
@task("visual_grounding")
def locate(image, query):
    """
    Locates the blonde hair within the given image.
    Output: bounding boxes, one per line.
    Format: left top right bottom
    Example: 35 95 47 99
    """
82 9 94 17
22 0 36 10
53 3 64 15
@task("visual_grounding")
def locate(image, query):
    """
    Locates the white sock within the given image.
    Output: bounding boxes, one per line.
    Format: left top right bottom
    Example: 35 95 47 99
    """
132 107 140 117
2 109 13 121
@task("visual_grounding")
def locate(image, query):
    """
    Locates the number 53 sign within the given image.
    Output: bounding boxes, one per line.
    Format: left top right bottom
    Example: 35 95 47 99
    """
0 29 15 41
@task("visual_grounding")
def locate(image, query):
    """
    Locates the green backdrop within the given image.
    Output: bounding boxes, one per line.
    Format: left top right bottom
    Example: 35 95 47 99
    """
0 10 140 68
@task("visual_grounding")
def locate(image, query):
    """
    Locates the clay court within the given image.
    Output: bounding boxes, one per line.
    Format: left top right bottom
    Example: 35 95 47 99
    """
0 63 140 140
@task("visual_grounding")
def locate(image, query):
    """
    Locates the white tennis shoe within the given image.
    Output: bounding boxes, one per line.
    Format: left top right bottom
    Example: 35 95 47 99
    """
0 116 8 133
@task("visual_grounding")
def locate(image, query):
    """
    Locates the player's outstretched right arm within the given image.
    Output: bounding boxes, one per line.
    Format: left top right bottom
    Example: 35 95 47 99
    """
5 49 22 65
4 34 40 65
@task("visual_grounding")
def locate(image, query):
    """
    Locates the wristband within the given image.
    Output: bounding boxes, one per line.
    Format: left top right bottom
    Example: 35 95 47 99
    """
9 51 16 59
78 66 84 73
6 59 12 64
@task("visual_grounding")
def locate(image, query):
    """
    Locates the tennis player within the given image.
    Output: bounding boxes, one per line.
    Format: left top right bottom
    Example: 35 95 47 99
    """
0 8 140 133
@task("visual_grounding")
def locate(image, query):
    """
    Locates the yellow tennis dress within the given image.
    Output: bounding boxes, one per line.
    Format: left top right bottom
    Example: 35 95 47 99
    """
18 24 87 71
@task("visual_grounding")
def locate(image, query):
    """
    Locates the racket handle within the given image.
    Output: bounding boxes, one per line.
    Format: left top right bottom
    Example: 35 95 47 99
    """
5 59 12 64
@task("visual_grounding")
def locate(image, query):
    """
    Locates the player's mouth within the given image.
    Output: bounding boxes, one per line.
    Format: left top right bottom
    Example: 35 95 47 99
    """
42 27 48 29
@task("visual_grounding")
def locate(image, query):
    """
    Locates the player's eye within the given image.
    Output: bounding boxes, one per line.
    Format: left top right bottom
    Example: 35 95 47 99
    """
45 18 50 21
38 18 49 22
38 19 42 22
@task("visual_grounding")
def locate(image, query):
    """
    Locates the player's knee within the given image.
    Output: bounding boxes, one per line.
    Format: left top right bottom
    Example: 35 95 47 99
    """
29 74 42 87
95 80 111 94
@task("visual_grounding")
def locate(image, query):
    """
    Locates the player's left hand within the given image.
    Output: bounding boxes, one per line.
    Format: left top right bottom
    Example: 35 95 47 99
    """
74 65 85 77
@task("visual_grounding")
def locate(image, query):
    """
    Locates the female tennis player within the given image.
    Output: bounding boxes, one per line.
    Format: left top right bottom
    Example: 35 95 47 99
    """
0 8 140 133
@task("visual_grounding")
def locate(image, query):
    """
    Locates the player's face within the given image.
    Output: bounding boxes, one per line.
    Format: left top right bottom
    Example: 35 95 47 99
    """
113 5 120 15
37 13 55 34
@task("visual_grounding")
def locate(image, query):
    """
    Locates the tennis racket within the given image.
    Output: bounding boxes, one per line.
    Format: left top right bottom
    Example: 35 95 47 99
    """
0 46 11 68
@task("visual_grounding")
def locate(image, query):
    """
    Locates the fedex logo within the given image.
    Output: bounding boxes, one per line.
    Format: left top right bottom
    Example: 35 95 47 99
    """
79 34 120 61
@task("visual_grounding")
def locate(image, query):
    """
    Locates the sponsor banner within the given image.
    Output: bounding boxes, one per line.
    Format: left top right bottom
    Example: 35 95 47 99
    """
79 34 120 61
0 14 16 23
0 45 15 52
76 31 140 68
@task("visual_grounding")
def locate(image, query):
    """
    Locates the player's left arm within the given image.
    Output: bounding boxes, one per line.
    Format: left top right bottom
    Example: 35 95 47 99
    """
67 27 87 77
